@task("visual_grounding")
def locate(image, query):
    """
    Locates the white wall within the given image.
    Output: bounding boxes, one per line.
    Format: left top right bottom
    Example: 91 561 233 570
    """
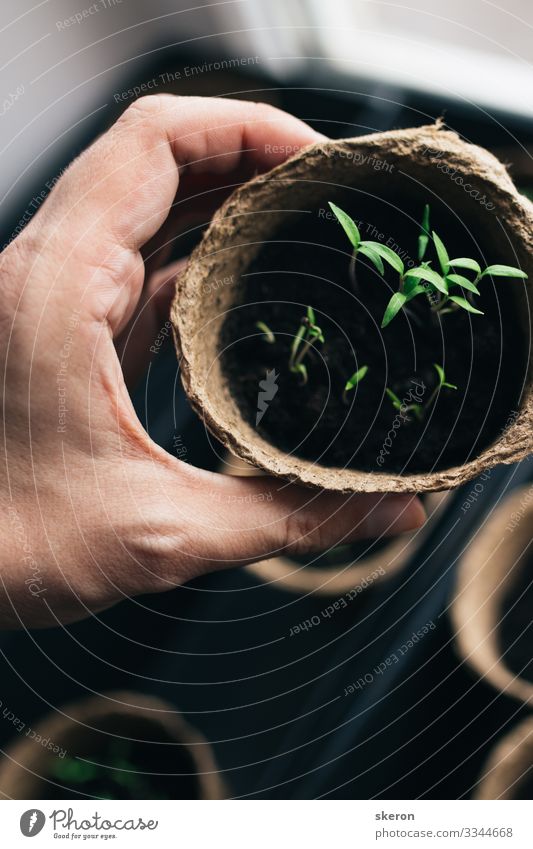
2 0 533 227
0 0 231 222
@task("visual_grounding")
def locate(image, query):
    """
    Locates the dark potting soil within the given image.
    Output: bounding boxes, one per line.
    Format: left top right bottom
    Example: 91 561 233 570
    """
500 556 533 684
220 199 526 474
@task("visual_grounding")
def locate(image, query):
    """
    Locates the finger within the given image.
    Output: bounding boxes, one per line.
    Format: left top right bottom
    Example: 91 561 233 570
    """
28 95 325 334
127 462 427 590
195 474 427 567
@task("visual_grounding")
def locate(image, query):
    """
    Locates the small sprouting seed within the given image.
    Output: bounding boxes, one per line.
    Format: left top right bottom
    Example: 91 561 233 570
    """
255 321 276 343
328 202 360 249
289 307 325 383
385 386 425 422
344 365 369 393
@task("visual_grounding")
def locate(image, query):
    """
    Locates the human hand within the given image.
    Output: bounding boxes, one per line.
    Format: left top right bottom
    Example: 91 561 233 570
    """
0 95 425 628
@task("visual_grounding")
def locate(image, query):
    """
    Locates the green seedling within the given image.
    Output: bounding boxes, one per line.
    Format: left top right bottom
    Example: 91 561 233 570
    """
385 387 423 422
427 363 457 407
386 364 457 423
329 201 528 328
329 201 400 290
343 364 369 404
50 740 160 799
289 306 325 385
255 321 276 343
418 203 431 261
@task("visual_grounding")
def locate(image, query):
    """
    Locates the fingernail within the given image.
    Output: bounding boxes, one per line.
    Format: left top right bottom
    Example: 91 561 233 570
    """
364 496 427 538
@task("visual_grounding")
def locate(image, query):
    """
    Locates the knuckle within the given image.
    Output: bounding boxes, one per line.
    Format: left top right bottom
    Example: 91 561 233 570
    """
249 99 283 119
125 525 199 591
120 94 172 125
283 507 326 558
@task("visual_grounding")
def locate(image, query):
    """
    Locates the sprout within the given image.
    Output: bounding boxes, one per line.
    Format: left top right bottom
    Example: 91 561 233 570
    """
255 321 276 343
329 201 405 289
329 201 528 327
385 364 457 423
385 387 423 422
343 364 369 404
426 363 457 409
289 306 325 385
418 204 430 261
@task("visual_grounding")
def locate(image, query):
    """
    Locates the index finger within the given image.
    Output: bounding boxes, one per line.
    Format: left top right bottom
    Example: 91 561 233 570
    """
38 95 326 257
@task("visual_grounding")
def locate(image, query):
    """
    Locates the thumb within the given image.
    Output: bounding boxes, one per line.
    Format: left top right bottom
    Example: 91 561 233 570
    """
133 464 427 590
201 473 427 567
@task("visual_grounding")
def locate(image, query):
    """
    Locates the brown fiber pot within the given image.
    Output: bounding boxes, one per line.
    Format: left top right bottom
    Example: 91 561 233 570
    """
474 717 533 799
451 485 533 706
0 691 226 800
172 124 533 494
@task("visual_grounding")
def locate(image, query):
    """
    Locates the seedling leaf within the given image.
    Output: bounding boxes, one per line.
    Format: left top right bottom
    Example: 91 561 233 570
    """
255 321 276 343
385 388 403 410
344 365 369 393
481 264 527 279
307 306 316 325
328 202 360 249
290 323 306 360
433 363 445 385
405 266 448 295
445 274 480 295
433 363 457 390
449 257 481 275
382 292 407 328
292 362 308 384
418 204 430 261
405 283 428 302
449 294 484 314
432 231 450 274
359 243 385 275
362 241 405 275
308 325 325 343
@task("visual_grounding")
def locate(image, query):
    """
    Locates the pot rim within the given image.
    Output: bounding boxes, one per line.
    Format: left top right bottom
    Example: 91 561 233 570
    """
474 716 533 799
173 124 533 493
0 690 226 800
452 485 533 705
